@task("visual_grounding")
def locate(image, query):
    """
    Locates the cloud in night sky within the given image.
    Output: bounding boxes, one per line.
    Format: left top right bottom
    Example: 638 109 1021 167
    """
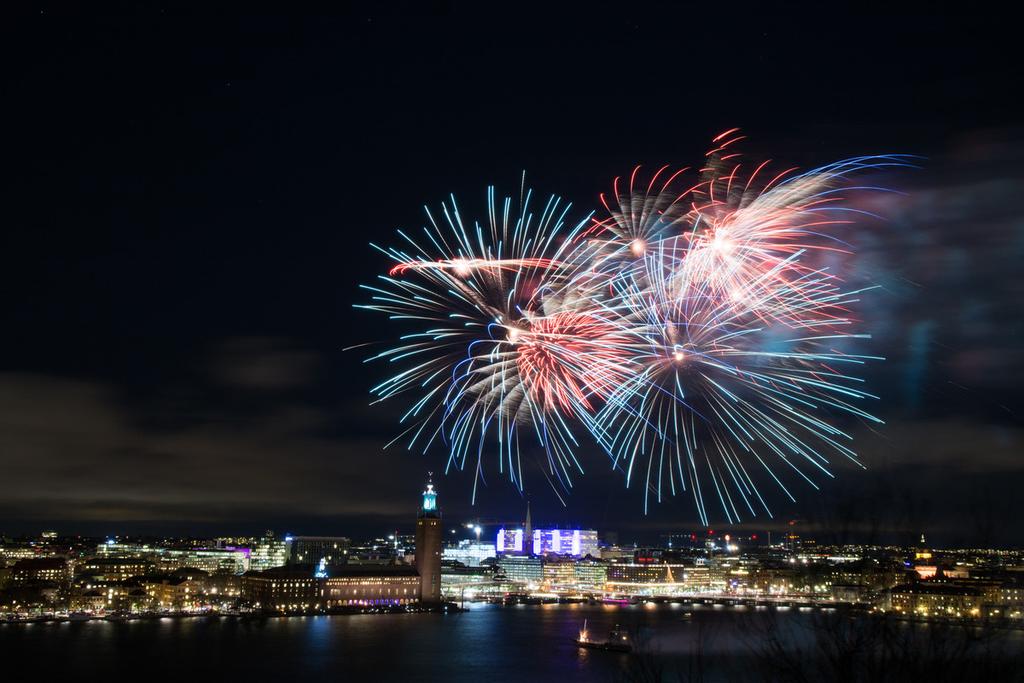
0 340 422 534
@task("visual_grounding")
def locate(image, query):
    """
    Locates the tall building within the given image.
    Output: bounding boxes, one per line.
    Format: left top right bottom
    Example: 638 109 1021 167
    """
414 476 443 604
248 530 290 571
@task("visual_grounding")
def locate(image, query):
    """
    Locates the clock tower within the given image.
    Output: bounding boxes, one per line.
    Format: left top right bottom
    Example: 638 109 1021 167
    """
414 474 443 604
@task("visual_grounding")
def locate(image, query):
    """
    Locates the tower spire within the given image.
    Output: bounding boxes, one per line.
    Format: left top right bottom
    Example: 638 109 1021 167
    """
420 473 438 516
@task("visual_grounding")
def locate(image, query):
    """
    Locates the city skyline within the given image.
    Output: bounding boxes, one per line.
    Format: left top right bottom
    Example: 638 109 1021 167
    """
5 477 1024 621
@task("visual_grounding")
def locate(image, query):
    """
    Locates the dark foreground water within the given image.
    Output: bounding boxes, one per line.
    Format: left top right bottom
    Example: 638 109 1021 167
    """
2 604 1023 682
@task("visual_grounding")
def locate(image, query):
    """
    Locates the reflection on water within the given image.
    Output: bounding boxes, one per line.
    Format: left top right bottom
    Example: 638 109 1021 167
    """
1 604 1022 682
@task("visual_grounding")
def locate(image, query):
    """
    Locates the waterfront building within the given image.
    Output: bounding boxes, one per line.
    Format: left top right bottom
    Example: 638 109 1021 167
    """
322 566 421 607
498 555 543 585
69 589 108 612
240 565 423 611
747 564 799 595
441 565 498 599
541 557 576 588
573 557 609 589
606 563 690 593
414 476 443 604
143 573 207 610
241 566 321 612
683 565 711 591
832 583 866 602
69 584 150 612
890 581 993 618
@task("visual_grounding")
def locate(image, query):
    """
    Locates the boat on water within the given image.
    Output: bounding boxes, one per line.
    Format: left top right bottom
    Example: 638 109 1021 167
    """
67 612 92 622
575 620 632 653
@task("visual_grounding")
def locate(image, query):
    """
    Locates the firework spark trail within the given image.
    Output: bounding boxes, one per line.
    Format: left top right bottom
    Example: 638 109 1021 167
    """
388 257 569 277
358 178 615 502
359 132 915 520
588 241 885 523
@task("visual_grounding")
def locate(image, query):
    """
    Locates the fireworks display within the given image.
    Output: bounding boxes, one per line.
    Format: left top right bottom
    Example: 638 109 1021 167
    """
359 132 914 522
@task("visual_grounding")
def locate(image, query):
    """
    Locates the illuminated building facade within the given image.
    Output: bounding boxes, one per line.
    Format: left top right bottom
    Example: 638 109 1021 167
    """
414 477 443 604
76 557 154 583
95 541 153 558
95 542 250 575
0 546 38 567
241 565 423 611
498 555 543 585
542 557 575 587
143 575 205 610
441 565 497 598
70 584 150 612
443 540 496 567
890 582 993 618
573 558 609 589
606 563 690 592
531 529 599 558
496 528 525 555
322 566 421 607
157 549 250 575
9 558 69 586
248 530 290 571
241 567 321 612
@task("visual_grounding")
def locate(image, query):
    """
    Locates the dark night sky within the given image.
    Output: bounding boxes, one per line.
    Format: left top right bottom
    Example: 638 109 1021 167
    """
3 3 1023 545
